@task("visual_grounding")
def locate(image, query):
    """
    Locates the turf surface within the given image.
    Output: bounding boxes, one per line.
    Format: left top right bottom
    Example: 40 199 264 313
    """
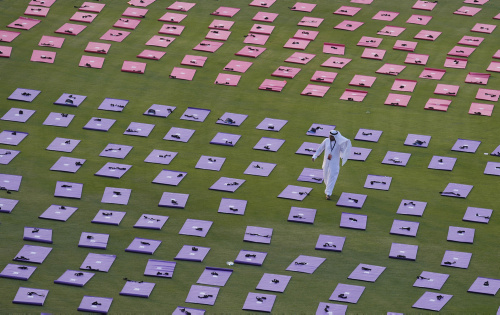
0 0 499 313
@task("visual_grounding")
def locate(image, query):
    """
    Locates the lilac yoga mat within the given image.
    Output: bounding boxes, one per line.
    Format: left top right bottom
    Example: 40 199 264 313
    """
286 255 326 274
329 283 365 304
242 292 276 312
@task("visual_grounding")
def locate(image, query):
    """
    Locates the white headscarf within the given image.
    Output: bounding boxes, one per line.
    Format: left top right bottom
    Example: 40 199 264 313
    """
331 130 351 166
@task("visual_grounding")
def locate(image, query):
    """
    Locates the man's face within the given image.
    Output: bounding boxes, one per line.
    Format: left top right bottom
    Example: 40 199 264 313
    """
329 135 335 141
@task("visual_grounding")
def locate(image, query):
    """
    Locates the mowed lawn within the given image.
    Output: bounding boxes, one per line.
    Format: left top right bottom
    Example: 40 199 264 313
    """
0 0 499 314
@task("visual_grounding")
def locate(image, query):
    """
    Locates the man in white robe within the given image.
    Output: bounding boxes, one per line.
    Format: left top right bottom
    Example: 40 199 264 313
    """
312 130 351 200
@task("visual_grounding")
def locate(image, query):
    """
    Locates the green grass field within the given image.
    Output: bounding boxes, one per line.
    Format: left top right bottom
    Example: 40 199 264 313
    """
0 0 499 313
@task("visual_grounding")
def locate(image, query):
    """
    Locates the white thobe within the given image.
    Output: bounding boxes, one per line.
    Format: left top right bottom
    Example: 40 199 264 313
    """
312 133 351 196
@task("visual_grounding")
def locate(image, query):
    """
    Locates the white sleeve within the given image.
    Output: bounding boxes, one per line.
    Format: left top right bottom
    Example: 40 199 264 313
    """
312 140 326 160
340 139 352 166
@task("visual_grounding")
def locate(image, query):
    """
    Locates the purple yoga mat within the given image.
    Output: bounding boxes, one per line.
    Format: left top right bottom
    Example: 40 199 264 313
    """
286 255 326 274
316 303 347 315
77 296 113 314
234 250 267 266
277 185 312 201
55 181 83 199
120 281 155 298
152 169 187 186
123 122 155 137
463 207 492 223
413 271 449 290
389 243 418 260
144 104 175 118
491 144 500 156
242 292 276 312
144 259 176 278
364 174 392 191
1 108 36 123
13 245 52 264
175 245 210 262
95 162 131 178
0 197 18 213
185 285 220 305
98 98 129 112
0 173 22 191
256 118 287 131
447 226 475 243
101 187 131 205
306 124 335 137
355 129 383 142
315 234 345 252
243 161 276 177
172 307 205 315
329 283 365 304
197 267 233 287
0 149 20 165
0 264 37 280
253 137 285 152
382 151 411 166
244 226 273 244
216 112 248 126
412 291 452 312
46 137 80 152
50 156 85 173
484 161 500 176
296 142 320 155
428 156 456 171
468 277 500 295
179 219 213 237
218 198 247 215
126 238 162 254
159 192 189 208
210 132 241 146
210 177 245 192
348 264 386 282
23 227 52 243
78 232 109 249
404 134 431 147
144 149 177 165
440 183 472 198
54 269 94 287
0 130 28 146
39 204 78 221
99 144 133 159
164 127 195 143
8 88 41 102
396 199 427 216
134 214 168 230
92 210 126 225
340 213 367 230
288 207 316 224
336 192 367 208
348 147 371 161
12 287 48 306
256 273 291 292
80 253 116 272
53 93 86 107
83 117 116 132
451 138 481 153
297 168 323 184
441 250 472 269
390 220 419 237
195 155 225 171
181 107 210 122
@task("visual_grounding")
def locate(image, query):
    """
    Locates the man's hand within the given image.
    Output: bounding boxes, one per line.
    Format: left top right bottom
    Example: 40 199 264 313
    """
311 157 315 162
